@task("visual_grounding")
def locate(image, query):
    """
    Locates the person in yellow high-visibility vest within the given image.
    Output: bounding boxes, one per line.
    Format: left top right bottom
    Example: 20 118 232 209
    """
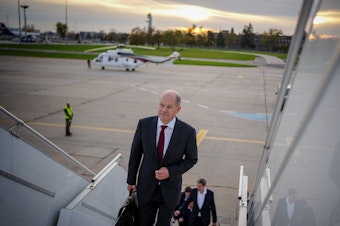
64 102 73 136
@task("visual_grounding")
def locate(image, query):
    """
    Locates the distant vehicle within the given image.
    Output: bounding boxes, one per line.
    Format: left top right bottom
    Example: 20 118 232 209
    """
91 46 180 71
0 22 40 42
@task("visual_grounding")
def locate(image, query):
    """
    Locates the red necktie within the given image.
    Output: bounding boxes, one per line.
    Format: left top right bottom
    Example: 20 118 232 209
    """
158 125 167 163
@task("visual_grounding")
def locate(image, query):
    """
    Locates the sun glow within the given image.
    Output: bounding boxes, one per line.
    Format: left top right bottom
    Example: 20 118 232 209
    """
313 11 340 25
313 15 327 25
178 6 211 21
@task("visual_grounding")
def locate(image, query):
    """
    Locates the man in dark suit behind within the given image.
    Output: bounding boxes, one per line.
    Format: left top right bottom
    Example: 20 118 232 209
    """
127 90 198 226
272 188 303 226
174 186 192 226
175 178 218 226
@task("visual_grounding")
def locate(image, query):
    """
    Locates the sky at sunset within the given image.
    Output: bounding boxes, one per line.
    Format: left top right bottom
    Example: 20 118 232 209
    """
1 0 303 35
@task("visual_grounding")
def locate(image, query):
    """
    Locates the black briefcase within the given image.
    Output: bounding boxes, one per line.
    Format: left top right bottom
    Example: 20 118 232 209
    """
115 191 138 226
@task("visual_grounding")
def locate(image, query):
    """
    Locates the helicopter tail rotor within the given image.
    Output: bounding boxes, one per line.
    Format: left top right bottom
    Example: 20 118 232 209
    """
170 46 183 61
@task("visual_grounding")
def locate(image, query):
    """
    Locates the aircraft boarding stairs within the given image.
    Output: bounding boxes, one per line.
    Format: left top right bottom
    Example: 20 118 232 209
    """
0 106 129 226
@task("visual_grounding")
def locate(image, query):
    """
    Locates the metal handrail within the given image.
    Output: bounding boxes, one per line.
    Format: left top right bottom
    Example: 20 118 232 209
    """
0 106 96 178
91 153 122 183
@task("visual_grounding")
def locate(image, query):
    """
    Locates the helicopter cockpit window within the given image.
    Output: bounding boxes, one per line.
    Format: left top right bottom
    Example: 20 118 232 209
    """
96 56 103 62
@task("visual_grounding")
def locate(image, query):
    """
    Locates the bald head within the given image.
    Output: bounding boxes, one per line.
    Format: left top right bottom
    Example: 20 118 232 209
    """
160 90 181 106
158 90 182 124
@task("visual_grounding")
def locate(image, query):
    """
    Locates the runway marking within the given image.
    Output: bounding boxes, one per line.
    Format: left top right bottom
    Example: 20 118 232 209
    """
29 122 135 133
197 104 209 109
196 130 208 146
28 122 264 145
286 137 307 165
205 136 264 144
130 85 270 122
221 111 272 121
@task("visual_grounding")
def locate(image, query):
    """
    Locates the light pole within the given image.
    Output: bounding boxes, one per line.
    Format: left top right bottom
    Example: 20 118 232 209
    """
17 0 21 43
65 0 68 28
20 4 29 41
146 13 152 46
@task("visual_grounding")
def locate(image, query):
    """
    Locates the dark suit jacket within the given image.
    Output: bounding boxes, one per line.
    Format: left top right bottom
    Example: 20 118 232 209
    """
271 197 303 226
175 192 189 211
127 116 198 209
181 188 217 226
174 192 191 225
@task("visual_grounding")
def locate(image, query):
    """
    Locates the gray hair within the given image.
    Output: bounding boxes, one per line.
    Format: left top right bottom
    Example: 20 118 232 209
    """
197 178 207 186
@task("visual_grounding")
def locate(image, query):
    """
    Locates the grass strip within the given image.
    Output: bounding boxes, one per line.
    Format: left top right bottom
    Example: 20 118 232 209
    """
0 49 93 60
0 44 268 67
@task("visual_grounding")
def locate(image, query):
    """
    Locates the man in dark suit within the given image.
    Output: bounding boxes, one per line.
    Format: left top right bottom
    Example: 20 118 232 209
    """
127 90 198 226
175 178 218 226
173 186 192 226
271 188 304 226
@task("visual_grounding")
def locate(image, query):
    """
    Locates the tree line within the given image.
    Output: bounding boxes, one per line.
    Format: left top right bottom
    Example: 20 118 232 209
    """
56 22 291 52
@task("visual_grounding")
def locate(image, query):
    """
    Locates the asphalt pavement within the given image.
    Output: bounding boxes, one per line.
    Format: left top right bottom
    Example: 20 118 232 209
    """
0 55 285 225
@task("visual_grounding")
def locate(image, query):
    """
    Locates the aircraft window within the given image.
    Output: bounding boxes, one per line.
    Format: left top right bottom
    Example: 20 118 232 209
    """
115 58 118 62
126 58 128 62
97 56 103 62
108 57 113 61
134 59 137 63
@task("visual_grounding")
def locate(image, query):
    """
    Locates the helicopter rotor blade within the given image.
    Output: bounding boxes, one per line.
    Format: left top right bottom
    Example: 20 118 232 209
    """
84 45 117 53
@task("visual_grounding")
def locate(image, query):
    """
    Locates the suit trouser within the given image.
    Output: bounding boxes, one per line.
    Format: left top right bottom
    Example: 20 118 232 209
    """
138 185 174 226
65 119 72 135
189 216 206 226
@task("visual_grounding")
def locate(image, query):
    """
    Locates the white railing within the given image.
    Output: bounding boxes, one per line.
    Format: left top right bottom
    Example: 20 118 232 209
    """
0 106 96 178
237 165 248 226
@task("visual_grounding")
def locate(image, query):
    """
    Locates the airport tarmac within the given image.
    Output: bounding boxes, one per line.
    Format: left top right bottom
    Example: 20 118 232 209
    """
0 55 284 225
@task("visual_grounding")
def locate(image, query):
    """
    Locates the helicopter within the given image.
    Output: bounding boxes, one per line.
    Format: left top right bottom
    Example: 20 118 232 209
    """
89 45 180 71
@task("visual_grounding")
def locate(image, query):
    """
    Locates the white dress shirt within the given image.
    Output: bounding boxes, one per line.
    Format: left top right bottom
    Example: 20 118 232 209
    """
286 197 295 221
197 187 207 216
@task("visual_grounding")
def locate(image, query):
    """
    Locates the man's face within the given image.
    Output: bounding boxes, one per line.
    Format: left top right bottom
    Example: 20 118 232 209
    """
288 193 297 203
158 93 181 124
197 183 205 193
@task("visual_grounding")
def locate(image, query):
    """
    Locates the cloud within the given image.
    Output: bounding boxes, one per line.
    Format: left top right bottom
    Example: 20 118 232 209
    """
1 0 301 34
